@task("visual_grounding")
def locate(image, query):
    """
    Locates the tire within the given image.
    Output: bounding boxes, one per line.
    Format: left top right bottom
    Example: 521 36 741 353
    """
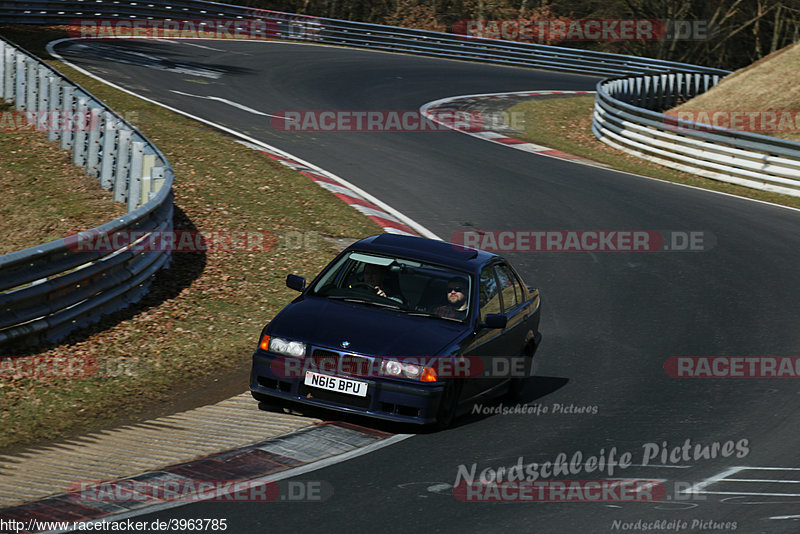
251 391 271 403
507 344 538 401
252 391 283 412
507 376 526 402
434 380 462 430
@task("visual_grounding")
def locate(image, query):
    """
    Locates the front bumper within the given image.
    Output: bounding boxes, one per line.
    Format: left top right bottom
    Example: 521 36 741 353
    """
249 350 446 425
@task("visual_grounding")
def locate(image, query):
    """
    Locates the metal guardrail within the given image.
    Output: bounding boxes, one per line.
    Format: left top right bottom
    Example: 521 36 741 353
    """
593 72 800 197
0 35 174 348
0 0 730 77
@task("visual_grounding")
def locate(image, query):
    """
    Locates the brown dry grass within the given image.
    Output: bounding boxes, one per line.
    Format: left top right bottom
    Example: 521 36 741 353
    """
671 41 800 142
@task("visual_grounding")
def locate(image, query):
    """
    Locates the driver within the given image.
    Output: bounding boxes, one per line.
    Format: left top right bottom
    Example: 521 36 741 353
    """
359 263 405 304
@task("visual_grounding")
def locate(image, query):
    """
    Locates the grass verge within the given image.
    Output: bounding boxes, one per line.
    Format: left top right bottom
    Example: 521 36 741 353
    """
0 26 383 452
508 95 800 210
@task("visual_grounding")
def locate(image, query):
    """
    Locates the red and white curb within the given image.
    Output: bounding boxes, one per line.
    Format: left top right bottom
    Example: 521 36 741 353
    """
421 90 598 164
235 141 424 237
1 423 404 534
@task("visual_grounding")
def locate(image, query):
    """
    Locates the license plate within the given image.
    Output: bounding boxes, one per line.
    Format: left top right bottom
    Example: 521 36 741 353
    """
304 371 368 397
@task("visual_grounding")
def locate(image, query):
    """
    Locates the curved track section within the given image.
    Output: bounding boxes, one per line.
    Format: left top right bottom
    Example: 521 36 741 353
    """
51 40 800 533
420 89 598 164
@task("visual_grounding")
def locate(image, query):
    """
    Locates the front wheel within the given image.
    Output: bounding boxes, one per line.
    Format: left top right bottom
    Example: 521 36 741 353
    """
252 391 283 412
507 350 538 401
434 380 462 430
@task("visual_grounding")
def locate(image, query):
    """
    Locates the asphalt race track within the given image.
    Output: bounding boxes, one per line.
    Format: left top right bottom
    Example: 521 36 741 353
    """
53 39 800 533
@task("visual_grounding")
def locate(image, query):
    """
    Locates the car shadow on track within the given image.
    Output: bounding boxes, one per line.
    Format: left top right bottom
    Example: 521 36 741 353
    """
453 375 570 429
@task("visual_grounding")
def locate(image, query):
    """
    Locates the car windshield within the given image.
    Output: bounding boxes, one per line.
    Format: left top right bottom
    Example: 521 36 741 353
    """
307 251 471 321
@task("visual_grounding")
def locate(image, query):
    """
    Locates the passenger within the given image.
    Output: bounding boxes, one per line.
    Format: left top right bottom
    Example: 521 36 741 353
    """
434 277 469 319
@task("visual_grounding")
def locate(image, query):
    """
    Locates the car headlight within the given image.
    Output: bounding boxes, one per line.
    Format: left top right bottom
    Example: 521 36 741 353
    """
261 335 307 358
402 363 421 379
380 358 438 382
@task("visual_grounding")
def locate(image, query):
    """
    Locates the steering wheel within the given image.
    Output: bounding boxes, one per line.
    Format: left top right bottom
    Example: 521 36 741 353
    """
351 282 377 291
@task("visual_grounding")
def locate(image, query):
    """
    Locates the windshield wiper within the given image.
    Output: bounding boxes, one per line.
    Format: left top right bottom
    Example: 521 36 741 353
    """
404 311 464 322
328 296 402 309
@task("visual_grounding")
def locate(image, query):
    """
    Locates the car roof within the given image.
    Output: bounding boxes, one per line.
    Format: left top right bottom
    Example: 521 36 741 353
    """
345 234 498 272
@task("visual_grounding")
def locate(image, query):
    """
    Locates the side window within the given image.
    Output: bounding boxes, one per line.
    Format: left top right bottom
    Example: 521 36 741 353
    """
479 266 501 321
494 264 521 312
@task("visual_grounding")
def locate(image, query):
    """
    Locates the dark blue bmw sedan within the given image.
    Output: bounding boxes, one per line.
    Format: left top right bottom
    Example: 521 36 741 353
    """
250 233 541 428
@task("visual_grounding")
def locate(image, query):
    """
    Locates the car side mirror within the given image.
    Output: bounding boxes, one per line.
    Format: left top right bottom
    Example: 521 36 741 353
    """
286 274 306 292
483 313 507 329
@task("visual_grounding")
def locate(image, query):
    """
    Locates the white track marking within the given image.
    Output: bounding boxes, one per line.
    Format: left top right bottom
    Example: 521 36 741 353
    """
685 466 800 498
168 89 281 117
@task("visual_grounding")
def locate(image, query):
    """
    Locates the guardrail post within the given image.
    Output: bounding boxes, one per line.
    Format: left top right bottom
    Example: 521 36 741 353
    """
99 112 117 189
72 95 89 166
37 65 48 113
140 147 156 203
3 46 16 102
86 107 102 177
14 53 25 108
60 85 74 150
641 76 650 109
128 140 145 212
634 77 642 107
665 73 674 109
113 128 131 203
2 45 12 103
681 73 689 104
0 41 5 101
26 58 36 112
150 166 167 199
47 76 60 142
